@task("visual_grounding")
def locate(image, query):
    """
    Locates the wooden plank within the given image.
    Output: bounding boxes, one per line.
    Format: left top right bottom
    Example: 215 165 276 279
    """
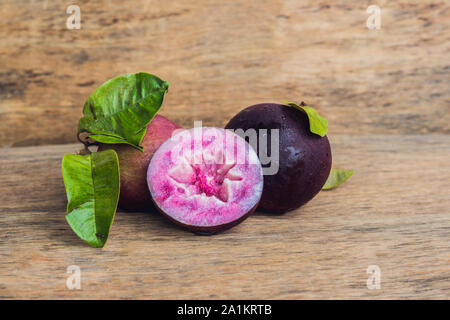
0 0 449 147
0 135 449 299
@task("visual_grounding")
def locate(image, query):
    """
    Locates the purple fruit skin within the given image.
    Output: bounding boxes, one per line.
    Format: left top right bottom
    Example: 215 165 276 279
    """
98 115 181 211
225 103 332 214
153 200 260 235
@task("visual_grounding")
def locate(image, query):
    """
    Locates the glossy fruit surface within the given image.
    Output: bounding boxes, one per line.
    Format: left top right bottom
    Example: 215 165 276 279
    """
225 103 332 214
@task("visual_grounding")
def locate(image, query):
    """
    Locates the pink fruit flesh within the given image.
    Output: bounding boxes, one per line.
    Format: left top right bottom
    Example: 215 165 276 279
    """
147 127 263 233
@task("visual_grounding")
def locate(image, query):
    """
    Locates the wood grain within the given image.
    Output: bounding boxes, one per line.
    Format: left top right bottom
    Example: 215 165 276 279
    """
0 0 449 147
0 135 449 299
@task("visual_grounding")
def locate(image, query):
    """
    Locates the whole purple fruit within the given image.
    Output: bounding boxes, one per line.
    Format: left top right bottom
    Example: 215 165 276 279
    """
225 103 332 214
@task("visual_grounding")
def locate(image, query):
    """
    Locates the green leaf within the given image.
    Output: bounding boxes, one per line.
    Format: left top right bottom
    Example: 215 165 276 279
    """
285 101 328 137
78 72 169 149
322 169 354 190
88 134 144 151
62 150 120 248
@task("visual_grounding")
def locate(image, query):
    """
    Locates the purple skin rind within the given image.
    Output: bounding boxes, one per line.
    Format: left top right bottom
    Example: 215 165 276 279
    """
151 198 261 235
225 103 332 214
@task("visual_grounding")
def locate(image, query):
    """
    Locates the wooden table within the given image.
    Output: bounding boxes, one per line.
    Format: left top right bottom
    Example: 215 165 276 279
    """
1 135 449 299
0 0 449 299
